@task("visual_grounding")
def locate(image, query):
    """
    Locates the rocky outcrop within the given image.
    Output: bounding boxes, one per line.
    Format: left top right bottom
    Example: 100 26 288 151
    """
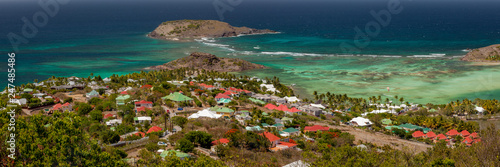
147 52 267 72
461 44 500 62
148 20 276 40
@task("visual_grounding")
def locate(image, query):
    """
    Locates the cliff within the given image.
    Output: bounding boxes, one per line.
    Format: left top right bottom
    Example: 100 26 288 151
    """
461 44 500 62
148 52 267 72
148 20 276 40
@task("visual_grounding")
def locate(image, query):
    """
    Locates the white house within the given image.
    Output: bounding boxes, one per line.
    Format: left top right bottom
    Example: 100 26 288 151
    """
349 117 373 127
103 77 111 83
106 119 122 126
134 116 152 124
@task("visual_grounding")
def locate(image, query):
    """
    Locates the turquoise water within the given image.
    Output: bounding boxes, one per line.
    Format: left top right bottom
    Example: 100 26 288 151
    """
1 0 500 104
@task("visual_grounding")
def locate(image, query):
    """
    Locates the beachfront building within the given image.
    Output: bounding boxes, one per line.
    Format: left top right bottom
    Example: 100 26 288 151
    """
134 116 152 124
116 95 130 106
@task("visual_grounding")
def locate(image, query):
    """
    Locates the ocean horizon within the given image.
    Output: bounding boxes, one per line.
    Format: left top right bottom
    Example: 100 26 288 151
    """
2 0 500 104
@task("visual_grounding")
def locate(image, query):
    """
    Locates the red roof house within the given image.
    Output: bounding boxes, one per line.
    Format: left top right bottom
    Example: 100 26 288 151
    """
426 131 437 139
141 84 153 89
304 125 330 132
103 113 114 119
147 126 162 134
288 107 301 113
460 130 470 137
135 100 153 105
462 137 473 144
446 129 459 137
51 103 62 111
215 93 231 100
469 132 478 139
435 134 447 140
212 138 230 145
276 104 290 112
264 103 278 110
120 91 128 95
412 131 425 138
278 141 298 148
260 132 281 148
136 106 152 112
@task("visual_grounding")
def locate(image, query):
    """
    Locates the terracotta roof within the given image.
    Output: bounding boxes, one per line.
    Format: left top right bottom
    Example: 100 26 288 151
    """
243 90 252 93
120 91 128 95
147 126 162 134
62 102 71 107
412 131 425 138
288 107 301 113
103 114 114 119
462 137 473 144
436 134 447 140
277 104 290 112
141 84 153 89
135 132 145 137
279 141 297 147
469 132 478 138
426 131 437 138
136 106 152 112
260 132 280 142
460 130 470 137
264 103 278 110
446 129 459 136
304 125 330 132
215 93 230 99
135 100 153 105
474 138 481 143
52 103 62 111
212 138 230 145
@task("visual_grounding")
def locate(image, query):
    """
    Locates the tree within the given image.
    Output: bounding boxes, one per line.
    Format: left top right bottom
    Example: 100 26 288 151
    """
172 116 188 128
184 131 213 149
74 103 93 115
89 110 103 122
176 138 194 152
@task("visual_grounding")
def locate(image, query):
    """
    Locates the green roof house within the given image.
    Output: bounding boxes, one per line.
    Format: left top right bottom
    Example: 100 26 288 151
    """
281 117 294 124
116 95 130 106
280 127 300 137
210 107 235 118
249 98 266 105
22 88 33 94
381 119 392 125
162 92 193 102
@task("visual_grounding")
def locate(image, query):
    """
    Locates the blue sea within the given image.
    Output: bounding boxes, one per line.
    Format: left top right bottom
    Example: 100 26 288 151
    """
1 0 500 104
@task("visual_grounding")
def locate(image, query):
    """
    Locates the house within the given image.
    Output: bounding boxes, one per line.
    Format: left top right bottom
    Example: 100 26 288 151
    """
285 107 302 115
103 113 115 119
135 100 153 109
116 95 130 106
275 98 287 104
284 96 300 103
188 108 222 119
272 123 285 130
211 138 230 152
162 92 193 102
106 119 122 126
245 126 263 131
460 130 470 137
134 116 152 124
210 107 235 118
280 127 300 137
103 77 111 83
21 88 33 94
349 117 373 127
426 131 437 139
147 126 162 134
215 93 231 101
282 160 310 167
50 102 72 113
136 106 152 113
304 125 330 133
141 84 153 89
412 131 425 138
86 90 100 100
60 102 72 112
381 119 392 125
446 129 460 137
434 134 447 142
298 105 323 117
260 131 281 148
127 79 137 83
33 93 46 98
462 137 473 146
281 117 294 124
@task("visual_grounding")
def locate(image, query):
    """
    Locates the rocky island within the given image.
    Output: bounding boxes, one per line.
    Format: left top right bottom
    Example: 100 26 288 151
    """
461 44 500 62
147 52 267 72
148 20 277 40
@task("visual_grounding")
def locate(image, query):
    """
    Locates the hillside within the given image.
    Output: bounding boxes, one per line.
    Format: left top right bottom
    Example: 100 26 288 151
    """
461 44 500 62
147 52 267 72
148 20 276 40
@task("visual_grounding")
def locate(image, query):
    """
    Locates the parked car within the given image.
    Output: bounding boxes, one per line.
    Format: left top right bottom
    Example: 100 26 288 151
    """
157 141 168 146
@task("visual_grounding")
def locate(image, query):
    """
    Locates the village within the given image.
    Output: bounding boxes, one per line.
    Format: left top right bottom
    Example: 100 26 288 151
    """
3 68 494 166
